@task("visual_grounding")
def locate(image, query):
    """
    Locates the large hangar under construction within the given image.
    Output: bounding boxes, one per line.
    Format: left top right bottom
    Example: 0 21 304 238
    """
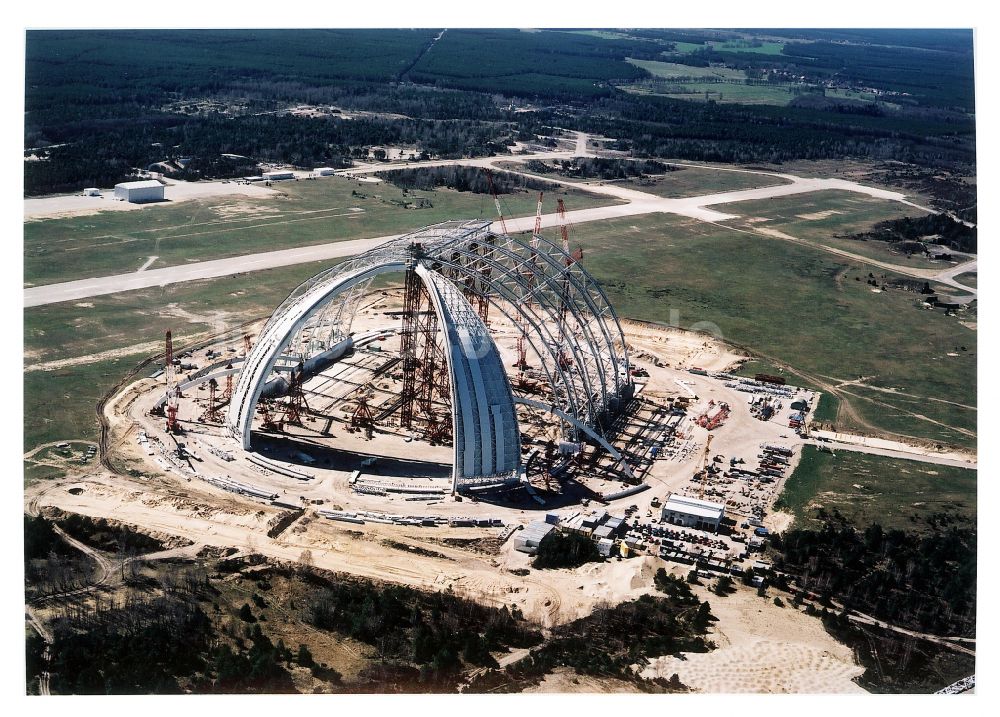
222 220 635 494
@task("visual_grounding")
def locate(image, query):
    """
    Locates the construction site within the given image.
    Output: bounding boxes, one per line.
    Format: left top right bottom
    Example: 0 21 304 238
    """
75 191 820 588
27 194 888 693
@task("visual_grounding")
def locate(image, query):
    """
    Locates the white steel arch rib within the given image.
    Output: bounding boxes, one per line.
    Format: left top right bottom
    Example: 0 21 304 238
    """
226 220 633 488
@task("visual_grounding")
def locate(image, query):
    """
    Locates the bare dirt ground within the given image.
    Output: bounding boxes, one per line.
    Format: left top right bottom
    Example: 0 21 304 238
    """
24 179 278 221
642 579 866 693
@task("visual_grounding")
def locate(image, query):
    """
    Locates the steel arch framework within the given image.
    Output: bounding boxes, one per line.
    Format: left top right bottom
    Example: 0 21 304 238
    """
226 220 633 489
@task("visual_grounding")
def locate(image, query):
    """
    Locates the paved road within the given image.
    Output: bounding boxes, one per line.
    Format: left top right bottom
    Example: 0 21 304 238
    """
24 137 974 308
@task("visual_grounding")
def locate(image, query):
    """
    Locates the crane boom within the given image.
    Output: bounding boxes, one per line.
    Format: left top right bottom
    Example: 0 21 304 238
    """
484 169 508 235
532 191 544 243
164 329 179 433
698 434 714 499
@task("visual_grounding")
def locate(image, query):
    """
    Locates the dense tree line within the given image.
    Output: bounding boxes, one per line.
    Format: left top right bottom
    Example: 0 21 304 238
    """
57 513 165 554
25 112 517 195
24 514 76 560
45 593 214 694
24 28 977 208
553 93 975 169
847 212 977 254
287 566 542 687
375 166 554 194
771 518 976 637
467 577 715 692
525 157 676 180
532 532 603 570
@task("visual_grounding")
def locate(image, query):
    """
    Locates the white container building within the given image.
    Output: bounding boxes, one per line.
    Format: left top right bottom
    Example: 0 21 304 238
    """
313 167 336 176
83 187 101 197
263 170 295 181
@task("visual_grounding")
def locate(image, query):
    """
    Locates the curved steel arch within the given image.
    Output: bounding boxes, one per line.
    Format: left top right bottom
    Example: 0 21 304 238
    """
227 220 633 485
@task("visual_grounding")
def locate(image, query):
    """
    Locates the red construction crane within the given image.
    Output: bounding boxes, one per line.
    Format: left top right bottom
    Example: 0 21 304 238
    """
532 191 544 240
164 330 180 433
484 169 508 236
554 199 581 371
698 434 714 500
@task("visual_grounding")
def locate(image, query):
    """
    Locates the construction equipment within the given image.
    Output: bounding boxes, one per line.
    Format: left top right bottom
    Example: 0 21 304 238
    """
220 368 234 404
484 169 508 236
164 330 181 433
351 389 376 439
554 198 582 371
697 434 714 500
280 362 309 425
201 378 223 423
532 191 544 239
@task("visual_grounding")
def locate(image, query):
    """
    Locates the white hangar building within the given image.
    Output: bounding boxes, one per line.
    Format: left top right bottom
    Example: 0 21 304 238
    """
114 180 165 203
661 494 726 532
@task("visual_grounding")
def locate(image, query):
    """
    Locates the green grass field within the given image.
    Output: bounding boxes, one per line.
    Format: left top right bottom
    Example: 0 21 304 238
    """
23 354 147 452
620 81 802 106
710 40 786 55
501 160 792 197
717 190 939 269
620 166 792 197
24 178 619 287
776 446 976 531
565 213 976 448
22 259 347 452
625 59 747 80
23 172 976 462
955 272 977 288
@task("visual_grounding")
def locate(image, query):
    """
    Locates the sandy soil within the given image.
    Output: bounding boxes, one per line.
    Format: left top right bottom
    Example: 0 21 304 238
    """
522 667 643 693
642 581 866 693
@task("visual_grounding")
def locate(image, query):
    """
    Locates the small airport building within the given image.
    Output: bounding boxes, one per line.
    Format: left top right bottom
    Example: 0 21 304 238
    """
660 494 726 532
313 167 336 176
263 170 295 181
114 180 165 203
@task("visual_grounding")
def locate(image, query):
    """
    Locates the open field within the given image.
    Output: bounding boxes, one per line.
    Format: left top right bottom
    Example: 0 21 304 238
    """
625 59 747 80
618 167 792 198
497 161 794 197
24 177 618 287
23 355 145 453
565 213 976 448
22 259 347 453
954 272 977 288
776 446 976 531
717 190 940 269
619 82 805 106
23 196 976 457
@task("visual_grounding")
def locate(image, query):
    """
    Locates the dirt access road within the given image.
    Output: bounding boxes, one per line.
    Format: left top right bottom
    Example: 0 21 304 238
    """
25 132 971 308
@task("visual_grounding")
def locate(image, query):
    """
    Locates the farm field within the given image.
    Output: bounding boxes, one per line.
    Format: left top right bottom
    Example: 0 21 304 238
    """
564 213 976 449
24 177 618 287
715 190 941 269
776 446 976 531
